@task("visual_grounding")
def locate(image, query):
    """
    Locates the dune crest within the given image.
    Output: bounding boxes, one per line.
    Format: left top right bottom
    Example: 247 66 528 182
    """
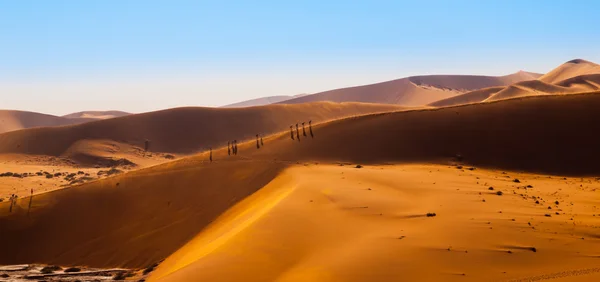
0 102 403 166
0 110 93 134
278 72 541 106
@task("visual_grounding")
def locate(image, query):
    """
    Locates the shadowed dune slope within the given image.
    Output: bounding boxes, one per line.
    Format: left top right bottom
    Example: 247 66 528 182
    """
0 102 403 159
62 110 131 120
428 86 504 107
247 92 600 175
279 72 541 106
0 160 286 268
0 110 93 134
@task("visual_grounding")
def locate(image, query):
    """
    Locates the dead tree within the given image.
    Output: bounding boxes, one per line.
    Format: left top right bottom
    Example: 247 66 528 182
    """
209 148 213 162
234 140 238 155
227 141 231 156
290 125 294 140
296 123 300 141
309 120 314 138
256 134 260 149
302 122 307 136
260 136 264 146
144 139 150 152
27 189 33 217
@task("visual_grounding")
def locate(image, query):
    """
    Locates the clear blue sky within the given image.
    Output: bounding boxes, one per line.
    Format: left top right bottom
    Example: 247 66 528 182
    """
1 0 599 115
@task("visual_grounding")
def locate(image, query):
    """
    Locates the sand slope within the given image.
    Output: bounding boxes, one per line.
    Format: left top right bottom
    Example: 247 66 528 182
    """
62 110 131 120
428 86 504 107
428 60 600 106
150 165 600 282
0 160 286 268
222 94 307 108
246 92 600 175
279 72 541 106
1 92 600 268
538 59 600 84
0 110 92 134
0 102 403 165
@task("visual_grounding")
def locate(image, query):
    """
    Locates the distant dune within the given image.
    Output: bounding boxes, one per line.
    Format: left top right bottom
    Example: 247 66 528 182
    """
428 86 504 107
0 110 92 134
428 59 600 106
278 71 541 106
222 94 307 108
538 59 600 84
0 102 404 165
62 110 131 120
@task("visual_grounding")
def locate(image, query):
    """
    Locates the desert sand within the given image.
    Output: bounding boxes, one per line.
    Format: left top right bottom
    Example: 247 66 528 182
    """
429 60 600 107
279 71 541 106
62 110 131 120
222 94 308 108
3 60 600 282
0 110 92 134
1 90 600 281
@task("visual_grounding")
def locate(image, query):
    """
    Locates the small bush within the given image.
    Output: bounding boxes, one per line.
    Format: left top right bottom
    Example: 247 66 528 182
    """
164 154 175 160
488 187 494 190
496 191 503 196
113 271 134 280
0 273 9 278
36 172 43 176
40 265 62 274
426 212 437 217
143 263 159 275
355 164 363 169
513 179 520 183
46 174 54 179
64 267 81 273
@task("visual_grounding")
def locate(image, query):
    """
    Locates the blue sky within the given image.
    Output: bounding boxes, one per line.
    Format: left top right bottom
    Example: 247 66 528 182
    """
1 0 599 115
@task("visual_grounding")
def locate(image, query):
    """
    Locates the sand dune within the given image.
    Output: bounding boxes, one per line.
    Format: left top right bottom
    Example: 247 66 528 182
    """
279 71 541 106
0 110 92 134
428 60 600 106
150 165 600 282
538 59 600 84
0 102 402 166
2 92 600 277
428 86 504 107
246 92 600 175
62 110 131 120
0 160 286 269
222 94 308 108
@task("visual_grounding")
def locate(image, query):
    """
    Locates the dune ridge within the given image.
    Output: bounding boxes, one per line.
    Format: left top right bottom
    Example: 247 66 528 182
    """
2 91 600 273
0 102 403 165
62 110 131 120
428 60 600 106
0 110 93 134
278 72 541 106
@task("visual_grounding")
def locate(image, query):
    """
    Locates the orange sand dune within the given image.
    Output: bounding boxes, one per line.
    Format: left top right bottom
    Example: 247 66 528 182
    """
538 59 600 84
279 72 541 106
0 110 92 134
247 92 600 175
0 160 286 268
1 92 600 269
0 102 402 164
222 94 307 108
62 110 131 120
150 165 600 282
428 86 504 107
428 59 600 106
